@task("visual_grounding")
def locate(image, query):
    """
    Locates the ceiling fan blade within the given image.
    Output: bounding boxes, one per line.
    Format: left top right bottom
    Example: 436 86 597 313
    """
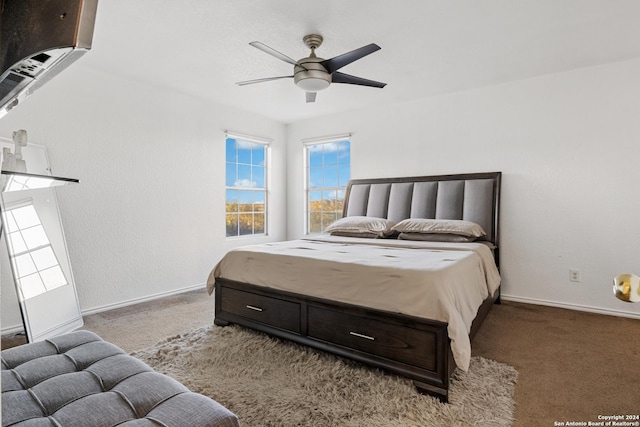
306 92 317 103
320 43 381 74
249 41 308 71
331 72 386 88
236 75 293 86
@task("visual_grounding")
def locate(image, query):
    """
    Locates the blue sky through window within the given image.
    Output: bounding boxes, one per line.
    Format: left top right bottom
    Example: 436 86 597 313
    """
225 138 267 189
308 141 350 189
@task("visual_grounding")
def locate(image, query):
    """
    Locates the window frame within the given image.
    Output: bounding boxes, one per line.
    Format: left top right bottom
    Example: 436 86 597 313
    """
2 199 69 301
303 135 351 235
225 132 271 238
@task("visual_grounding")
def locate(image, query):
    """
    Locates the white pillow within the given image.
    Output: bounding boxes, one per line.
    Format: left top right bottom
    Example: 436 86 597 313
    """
325 216 396 238
392 218 486 238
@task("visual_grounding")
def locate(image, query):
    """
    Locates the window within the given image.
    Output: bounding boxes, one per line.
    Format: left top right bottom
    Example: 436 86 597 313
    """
305 137 351 234
225 134 269 237
3 201 68 301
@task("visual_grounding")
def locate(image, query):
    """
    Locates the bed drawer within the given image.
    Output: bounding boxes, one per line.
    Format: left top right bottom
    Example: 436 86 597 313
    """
307 306 437 371
219 287 301 333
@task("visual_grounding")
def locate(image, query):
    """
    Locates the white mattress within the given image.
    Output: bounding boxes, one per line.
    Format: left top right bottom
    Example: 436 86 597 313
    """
207 235 501 371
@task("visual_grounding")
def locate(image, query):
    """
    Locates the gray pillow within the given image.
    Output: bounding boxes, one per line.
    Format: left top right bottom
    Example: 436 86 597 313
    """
325 216 396 238
391 218 486 238
329 230 382 239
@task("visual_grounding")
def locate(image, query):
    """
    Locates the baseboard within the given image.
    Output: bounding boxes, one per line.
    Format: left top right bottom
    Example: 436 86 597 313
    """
501 294 640 320
1 324 25 336
81 283 207 316
1 283 207 336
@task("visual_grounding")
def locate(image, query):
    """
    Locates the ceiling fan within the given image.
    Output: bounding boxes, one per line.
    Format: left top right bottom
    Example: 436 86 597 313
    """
236 34 386 103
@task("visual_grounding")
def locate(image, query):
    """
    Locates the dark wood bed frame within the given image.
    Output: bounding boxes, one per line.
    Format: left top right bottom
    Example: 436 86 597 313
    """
214 172 501 402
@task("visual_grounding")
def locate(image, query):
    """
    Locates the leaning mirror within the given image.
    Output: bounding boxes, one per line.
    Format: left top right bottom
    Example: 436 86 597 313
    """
0 133 82 342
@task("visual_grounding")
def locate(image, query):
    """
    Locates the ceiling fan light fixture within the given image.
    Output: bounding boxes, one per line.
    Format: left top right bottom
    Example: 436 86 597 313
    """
294 56 331 92
295 76 331 92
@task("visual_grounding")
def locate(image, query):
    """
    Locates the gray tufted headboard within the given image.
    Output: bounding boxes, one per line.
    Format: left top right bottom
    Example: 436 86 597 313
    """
342 172 502 247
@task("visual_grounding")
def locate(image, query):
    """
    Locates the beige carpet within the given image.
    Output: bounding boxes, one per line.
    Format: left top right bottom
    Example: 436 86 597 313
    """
132 324 518 427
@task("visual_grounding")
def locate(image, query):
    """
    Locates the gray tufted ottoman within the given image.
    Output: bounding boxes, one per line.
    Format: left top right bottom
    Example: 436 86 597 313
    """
1 331 240 427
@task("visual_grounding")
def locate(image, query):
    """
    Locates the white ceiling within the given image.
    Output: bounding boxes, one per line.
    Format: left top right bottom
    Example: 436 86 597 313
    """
81 0 640 124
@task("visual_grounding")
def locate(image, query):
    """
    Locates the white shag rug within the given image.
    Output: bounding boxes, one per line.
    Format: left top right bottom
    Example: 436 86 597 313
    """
132 325 517 427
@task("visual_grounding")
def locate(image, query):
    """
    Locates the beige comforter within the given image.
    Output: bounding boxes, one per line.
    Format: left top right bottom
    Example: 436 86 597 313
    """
207 235 501 371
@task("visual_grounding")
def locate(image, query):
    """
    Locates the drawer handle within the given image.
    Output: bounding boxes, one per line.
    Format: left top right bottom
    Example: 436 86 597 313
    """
349 331 375 341
246 305 263 312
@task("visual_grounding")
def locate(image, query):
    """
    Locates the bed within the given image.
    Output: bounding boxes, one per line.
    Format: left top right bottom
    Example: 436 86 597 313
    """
207 172 501 402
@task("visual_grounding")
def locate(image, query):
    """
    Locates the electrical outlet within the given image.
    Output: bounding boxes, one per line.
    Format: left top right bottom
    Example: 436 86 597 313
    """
570 268 581 282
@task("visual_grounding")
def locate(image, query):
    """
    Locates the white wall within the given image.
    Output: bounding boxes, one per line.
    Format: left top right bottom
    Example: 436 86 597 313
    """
3 56 639 333
286 58 640 319
1 65 286 331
